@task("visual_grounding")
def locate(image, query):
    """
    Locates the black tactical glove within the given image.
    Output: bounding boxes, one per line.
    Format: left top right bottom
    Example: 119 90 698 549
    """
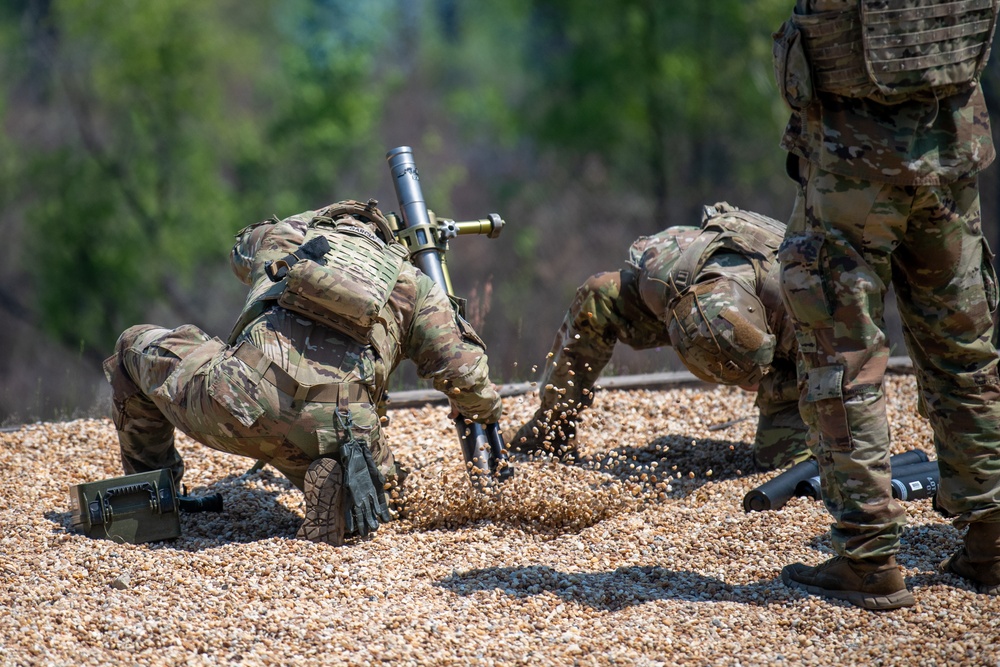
337 428 390 538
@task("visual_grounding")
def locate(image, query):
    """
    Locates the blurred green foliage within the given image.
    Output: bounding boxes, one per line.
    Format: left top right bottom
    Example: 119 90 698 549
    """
0 0 994 422
4 0 409 354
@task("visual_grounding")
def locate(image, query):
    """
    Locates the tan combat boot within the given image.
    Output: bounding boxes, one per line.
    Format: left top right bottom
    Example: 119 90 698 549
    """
781 555 915 610
941 521 1000 594
297 457 346 546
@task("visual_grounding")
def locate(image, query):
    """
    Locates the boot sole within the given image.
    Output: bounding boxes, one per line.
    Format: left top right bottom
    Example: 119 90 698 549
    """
297 458 345 546
781 567 916 610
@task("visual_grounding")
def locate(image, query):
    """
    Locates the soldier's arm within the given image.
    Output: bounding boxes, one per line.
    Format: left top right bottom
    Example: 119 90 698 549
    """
404 273 502 423
229 211 316 285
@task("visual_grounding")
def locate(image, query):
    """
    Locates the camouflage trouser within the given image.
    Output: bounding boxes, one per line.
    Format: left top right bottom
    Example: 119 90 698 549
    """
780 164 1000 559
103 324 393 491
525 269 809 469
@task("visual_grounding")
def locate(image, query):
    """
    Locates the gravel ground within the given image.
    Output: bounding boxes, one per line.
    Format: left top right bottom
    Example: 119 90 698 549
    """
1 373 998 667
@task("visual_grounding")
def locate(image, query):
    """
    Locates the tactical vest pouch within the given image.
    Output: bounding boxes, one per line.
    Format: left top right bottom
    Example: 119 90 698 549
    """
792 8 874 98
278 224 409 344
700 203 786 260
772 16 817 110
70 469 180 544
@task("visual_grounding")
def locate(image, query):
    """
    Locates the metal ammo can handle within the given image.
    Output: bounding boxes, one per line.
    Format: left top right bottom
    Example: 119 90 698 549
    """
96 481 175 524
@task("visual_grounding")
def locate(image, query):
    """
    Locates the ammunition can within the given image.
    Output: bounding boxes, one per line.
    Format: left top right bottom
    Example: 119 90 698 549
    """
69 469 180 544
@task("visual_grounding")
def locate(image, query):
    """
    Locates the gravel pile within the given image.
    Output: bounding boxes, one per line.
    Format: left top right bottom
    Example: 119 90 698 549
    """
1 374 997 666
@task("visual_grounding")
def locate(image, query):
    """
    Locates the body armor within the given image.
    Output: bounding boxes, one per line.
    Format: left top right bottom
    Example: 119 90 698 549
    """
228 201 408 363
785 0 998 101
277 218 408 344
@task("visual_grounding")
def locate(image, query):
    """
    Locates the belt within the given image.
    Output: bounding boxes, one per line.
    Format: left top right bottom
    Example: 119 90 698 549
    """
232 341 371 406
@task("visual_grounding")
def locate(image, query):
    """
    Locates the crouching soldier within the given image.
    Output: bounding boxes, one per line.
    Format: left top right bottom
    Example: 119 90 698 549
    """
103 199 502 545
512 202 809 471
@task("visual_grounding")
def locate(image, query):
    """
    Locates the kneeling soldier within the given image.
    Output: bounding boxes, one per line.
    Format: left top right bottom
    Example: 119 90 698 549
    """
104 199 502 545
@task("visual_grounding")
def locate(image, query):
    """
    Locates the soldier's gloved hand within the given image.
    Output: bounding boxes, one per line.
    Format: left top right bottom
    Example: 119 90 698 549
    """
338 438 390 538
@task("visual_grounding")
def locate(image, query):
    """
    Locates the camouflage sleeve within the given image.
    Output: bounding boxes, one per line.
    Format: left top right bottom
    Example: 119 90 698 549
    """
405 273 503 423
229 211 316 285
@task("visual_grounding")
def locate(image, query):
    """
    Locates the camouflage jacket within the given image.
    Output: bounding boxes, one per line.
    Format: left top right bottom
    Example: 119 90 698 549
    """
228 208 502 423
782 0 996 186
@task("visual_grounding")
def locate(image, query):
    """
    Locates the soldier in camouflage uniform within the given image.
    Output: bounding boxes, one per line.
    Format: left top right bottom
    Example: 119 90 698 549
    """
512 202 813 471
773 0 1000 609
103 200 502 546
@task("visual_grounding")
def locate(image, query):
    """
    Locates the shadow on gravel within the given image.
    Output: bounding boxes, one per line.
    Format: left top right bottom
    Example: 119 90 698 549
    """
437 564 786 610
44 467 303 550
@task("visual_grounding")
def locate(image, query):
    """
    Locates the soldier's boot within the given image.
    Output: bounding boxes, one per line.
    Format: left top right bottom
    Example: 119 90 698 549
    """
781 555 915 610
941 521 1000 594
297 457 346 546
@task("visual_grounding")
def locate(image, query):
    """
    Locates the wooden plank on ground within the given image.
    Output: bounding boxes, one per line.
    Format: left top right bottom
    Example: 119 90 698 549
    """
384 356 915 409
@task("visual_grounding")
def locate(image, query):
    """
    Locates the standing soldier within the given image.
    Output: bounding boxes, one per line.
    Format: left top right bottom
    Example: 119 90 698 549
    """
772 0 1000 608
512 202 813 472
103 199 502 545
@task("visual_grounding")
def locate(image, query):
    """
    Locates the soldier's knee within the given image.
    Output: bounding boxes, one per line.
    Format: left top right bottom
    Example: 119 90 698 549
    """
116 324 164 356
104 326 156 391
754 406 812 470
778 231 878 331
103 325 168 426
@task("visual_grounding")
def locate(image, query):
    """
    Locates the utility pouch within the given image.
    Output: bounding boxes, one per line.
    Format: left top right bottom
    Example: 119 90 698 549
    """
278 224 409 344
70 469 180 544
701 202 787 255
772 17 816 111
792 8 874 99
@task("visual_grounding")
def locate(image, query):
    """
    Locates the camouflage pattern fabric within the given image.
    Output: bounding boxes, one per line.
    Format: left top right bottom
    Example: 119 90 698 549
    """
516 221 811 471
104 208 501 492
779 163 1000 559
781 0 996 187
781 0 996 102
777 1 1000 563
666 277 776 386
